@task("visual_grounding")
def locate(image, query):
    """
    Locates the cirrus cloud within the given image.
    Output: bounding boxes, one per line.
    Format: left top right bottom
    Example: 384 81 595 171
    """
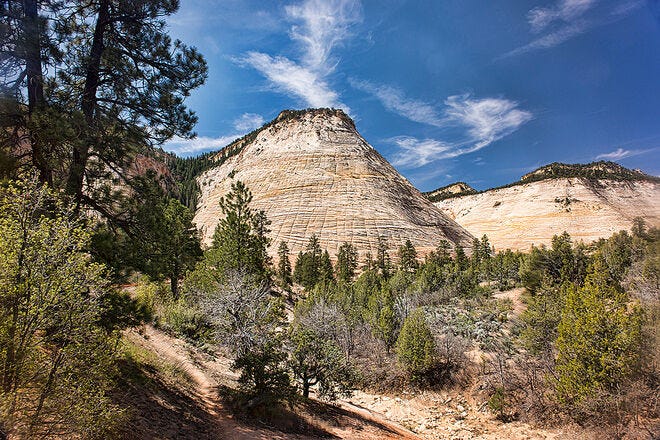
527 0 597 33
503 0 644 58
239 0 361 111
240 52 344 109
382 94 533 168
596 147 656 160
349 79 444 127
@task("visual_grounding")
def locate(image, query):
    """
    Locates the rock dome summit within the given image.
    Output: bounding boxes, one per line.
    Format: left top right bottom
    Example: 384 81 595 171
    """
193 108 474 259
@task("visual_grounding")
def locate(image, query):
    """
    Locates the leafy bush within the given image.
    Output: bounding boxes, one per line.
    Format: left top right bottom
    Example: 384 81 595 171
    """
159 298 210 341
0 178 124 438
134 278 210 342
555 261 643 406
396 308 436 380
288 326 356 400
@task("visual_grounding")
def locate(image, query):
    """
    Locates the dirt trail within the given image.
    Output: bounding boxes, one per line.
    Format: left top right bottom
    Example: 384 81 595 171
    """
133 326 315 439
128 326 576 439
132 326 422 439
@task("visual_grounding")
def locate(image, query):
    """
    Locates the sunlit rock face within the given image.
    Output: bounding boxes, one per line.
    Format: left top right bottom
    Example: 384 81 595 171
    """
435 177 660 251
193 109 474 260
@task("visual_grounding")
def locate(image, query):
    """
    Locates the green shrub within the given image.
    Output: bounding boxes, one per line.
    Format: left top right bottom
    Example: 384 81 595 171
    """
396 308 436 380
134 278 210 341
133 277 161 319
488 387 506 419
160 298 209 340
555 259 643 405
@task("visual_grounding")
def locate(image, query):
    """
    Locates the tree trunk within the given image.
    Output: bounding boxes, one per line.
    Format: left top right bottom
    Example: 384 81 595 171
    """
2 301 18 394
31 350 64 431
66 0 110 203
303 380 310 398
22 0 51 185
170 275 179 301
2 221 29 394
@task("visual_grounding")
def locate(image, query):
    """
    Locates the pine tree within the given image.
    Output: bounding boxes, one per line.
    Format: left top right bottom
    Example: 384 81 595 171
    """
376 235 392 278
555 256 643 404
454 245 468 271
293 235 323 289
1 0 207 209
277 241 293 291
361 252 375 272
398 239 419 272
396 308 436 380
208 181 271 282
306 234 322 262
156 198 202 298
470 237 482 269
427 240 452 266
320 250 334 282
367 287 398 351
336 242 358 283
288 325 355 400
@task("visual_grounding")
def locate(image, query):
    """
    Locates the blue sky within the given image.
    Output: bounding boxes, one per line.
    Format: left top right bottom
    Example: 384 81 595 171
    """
164 0 660 191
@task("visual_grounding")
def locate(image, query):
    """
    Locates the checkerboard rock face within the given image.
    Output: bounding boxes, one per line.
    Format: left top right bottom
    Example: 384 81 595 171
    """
193 109 474 261
435 177 660 252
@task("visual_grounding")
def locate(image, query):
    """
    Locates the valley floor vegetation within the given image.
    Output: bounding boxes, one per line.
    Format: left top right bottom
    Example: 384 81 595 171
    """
136 180 658 438
1 170 658 438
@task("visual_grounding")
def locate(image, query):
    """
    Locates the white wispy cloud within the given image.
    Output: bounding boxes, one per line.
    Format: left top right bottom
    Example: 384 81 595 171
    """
444 95 533 148
504 0 643 57
285 0 362 70
596 147 654 160
349 79 444 126
239 0 361 110
351 80 533 167
504 21 589 57
233 112 265 131
390 137 453 168
527 0 597 33
610 0 645 17
241 52 344 108
163 134 241 156
385 94 532 167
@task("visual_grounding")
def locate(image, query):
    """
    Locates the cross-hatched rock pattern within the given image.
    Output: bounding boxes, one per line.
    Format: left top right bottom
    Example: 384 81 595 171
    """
193 109 474 260
435 177 660 251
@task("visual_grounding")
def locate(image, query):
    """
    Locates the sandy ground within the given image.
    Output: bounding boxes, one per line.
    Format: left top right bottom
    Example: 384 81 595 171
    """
123 324 584 440
127 325 422 439
345 389 572 440
117 283 597 440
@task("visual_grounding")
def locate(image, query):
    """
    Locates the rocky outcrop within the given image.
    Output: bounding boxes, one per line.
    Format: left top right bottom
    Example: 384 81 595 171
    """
435 176 660 251
425 182 476 202
193 109 474 260
129 152 178 193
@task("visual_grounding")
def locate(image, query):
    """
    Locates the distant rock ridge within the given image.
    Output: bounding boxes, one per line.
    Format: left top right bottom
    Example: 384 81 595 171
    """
520 161 657 183
193 108 474 260
428 161 658 204
434 162 660 251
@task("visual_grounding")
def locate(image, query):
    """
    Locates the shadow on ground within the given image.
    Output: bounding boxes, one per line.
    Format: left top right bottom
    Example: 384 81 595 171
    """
113 357 223 440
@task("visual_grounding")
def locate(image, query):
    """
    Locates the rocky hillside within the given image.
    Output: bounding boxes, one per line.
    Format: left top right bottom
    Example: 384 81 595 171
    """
193 108 474 259
425 182 476 202
520 160 652 183
434 163 660 251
